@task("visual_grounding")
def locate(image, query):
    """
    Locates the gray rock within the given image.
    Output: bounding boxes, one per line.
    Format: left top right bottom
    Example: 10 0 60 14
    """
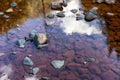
76 16 83 21
63 0 67 7
32 67 39 75
23 57 34 66
56 12 65 17
51 60 64 69
47 13 55 18
71 9 78 14
29 30 38 40
17 39 26 48
3 15 9 19
86 57 96 62
85 7 98 21
0 12 4 15
45 19 55 26
10 2 17 7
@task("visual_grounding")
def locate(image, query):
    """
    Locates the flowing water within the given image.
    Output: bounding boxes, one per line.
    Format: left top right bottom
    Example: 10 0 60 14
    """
0 0 120 80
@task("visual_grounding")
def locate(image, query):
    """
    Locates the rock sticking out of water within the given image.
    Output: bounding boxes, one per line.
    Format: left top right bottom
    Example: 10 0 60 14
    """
63 0 67 7
85 7 98 21
0 12 4 15
33 33 48 48
71 9 78 14
23 57 34 66
76 16 83 21
47 13 55 19
10 2 17 7
51 60 65 69
17 39 26 48
51 0 63 10
29 30 38 40
11 52 17 55
56 12 65 17
6 8 14 13
86 57 96 62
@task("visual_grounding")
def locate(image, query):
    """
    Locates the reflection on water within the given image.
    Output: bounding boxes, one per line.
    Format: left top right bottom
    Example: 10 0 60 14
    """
0 0 120 80
0 0 51 34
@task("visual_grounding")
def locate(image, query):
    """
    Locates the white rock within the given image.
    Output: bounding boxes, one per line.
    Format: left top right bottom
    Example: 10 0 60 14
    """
6 8 14 13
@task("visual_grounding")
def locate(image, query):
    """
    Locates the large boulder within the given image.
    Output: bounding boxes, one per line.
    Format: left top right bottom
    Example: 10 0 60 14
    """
33 33 48 48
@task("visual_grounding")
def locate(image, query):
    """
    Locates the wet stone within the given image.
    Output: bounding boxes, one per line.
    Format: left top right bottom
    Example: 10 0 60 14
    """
47 13 55 19
32 67 39 75
76 16 83 21
71 9 78 14
51 60 65 69
56 12 65 17
17 39 26 48
3 15 9 19
33 33 48 48
23 56 34 66
29 30 38 40
63 0 67 7
0 12 4 15
86 57 96 62
10 2 17 7
85 7 98 21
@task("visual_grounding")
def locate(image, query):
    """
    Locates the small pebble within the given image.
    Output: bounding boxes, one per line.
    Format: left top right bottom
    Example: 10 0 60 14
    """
10 2 17 7
0 12 4 15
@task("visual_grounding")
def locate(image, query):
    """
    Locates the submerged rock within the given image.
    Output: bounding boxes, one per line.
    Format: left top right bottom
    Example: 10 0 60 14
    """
45 18 55 26
3 15 9 19
10 2 17 7
32 67 39 75
28 67 39 75
33 33 48 48
17 39 26 48
41 77 49 80
86 57 96 62
51 60 64 69
56 12 65 17
23 57 34 66
85 7 98 21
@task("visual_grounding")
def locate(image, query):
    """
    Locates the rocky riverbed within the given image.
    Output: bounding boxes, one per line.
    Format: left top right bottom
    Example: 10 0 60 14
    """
0 0 120 80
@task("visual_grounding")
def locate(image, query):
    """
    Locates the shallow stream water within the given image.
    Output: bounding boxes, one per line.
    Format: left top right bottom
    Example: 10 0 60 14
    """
0 0 120 80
